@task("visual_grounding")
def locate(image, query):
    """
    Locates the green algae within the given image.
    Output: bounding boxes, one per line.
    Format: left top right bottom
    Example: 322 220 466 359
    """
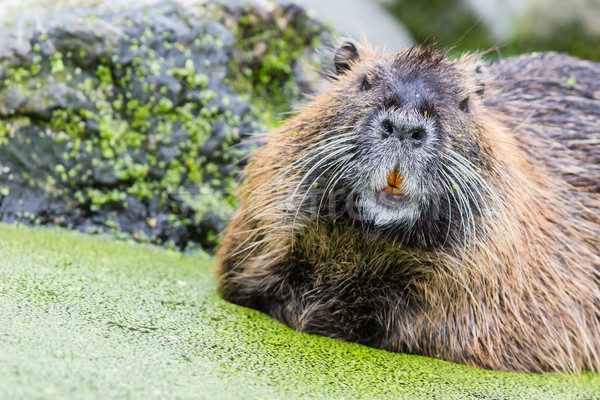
0 223 599 399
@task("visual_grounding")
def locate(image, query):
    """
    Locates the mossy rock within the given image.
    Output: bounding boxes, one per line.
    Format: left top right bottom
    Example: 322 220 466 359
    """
0 0 328 252
1 223 599 399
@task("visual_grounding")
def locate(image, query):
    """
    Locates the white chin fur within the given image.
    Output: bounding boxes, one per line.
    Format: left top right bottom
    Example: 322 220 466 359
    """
357 193 420 226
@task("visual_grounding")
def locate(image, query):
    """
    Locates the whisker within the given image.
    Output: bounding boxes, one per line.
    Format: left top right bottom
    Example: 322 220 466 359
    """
288 146 357 236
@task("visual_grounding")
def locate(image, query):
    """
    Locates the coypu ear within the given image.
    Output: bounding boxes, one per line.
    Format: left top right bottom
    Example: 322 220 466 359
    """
334 41 360 75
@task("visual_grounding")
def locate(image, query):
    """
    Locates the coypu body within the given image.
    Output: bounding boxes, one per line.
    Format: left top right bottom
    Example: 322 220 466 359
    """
217 43 600 373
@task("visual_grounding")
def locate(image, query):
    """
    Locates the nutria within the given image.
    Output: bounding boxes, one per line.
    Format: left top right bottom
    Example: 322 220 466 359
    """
216 41 600 373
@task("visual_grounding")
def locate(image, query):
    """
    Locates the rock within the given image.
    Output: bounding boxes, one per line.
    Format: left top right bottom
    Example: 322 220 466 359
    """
0 0 330 251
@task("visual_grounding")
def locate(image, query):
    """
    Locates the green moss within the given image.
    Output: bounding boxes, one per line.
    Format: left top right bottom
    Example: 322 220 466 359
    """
223 4 328 127
0 122 10 145
170 59 209 89
0 223 599 399
50 52 65 74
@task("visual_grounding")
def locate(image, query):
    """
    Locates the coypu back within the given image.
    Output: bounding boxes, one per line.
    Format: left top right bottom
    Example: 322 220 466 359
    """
485 52 600 194
217 43 600 373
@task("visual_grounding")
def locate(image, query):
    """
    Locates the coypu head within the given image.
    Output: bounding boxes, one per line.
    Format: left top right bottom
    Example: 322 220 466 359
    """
294 41 491 249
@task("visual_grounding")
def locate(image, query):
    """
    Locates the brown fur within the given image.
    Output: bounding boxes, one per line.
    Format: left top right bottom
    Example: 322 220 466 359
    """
216 44 600 373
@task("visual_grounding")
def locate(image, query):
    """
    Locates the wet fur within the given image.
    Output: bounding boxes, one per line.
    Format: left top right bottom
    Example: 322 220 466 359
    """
217 45 600 373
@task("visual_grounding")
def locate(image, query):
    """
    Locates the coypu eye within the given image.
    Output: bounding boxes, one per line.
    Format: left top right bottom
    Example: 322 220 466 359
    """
459 97 469 113
361 77 372 91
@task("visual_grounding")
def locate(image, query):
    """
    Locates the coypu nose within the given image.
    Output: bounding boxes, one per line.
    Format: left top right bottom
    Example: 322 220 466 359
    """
381 119 427 146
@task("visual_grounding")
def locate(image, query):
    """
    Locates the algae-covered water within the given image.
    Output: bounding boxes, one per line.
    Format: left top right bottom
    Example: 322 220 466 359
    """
1 223 599 399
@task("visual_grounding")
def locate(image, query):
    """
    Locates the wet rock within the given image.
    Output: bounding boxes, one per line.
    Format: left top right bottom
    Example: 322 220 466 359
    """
0 0 330 251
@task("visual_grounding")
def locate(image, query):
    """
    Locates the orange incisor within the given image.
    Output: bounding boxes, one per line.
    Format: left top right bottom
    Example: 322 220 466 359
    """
381 168 403 195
